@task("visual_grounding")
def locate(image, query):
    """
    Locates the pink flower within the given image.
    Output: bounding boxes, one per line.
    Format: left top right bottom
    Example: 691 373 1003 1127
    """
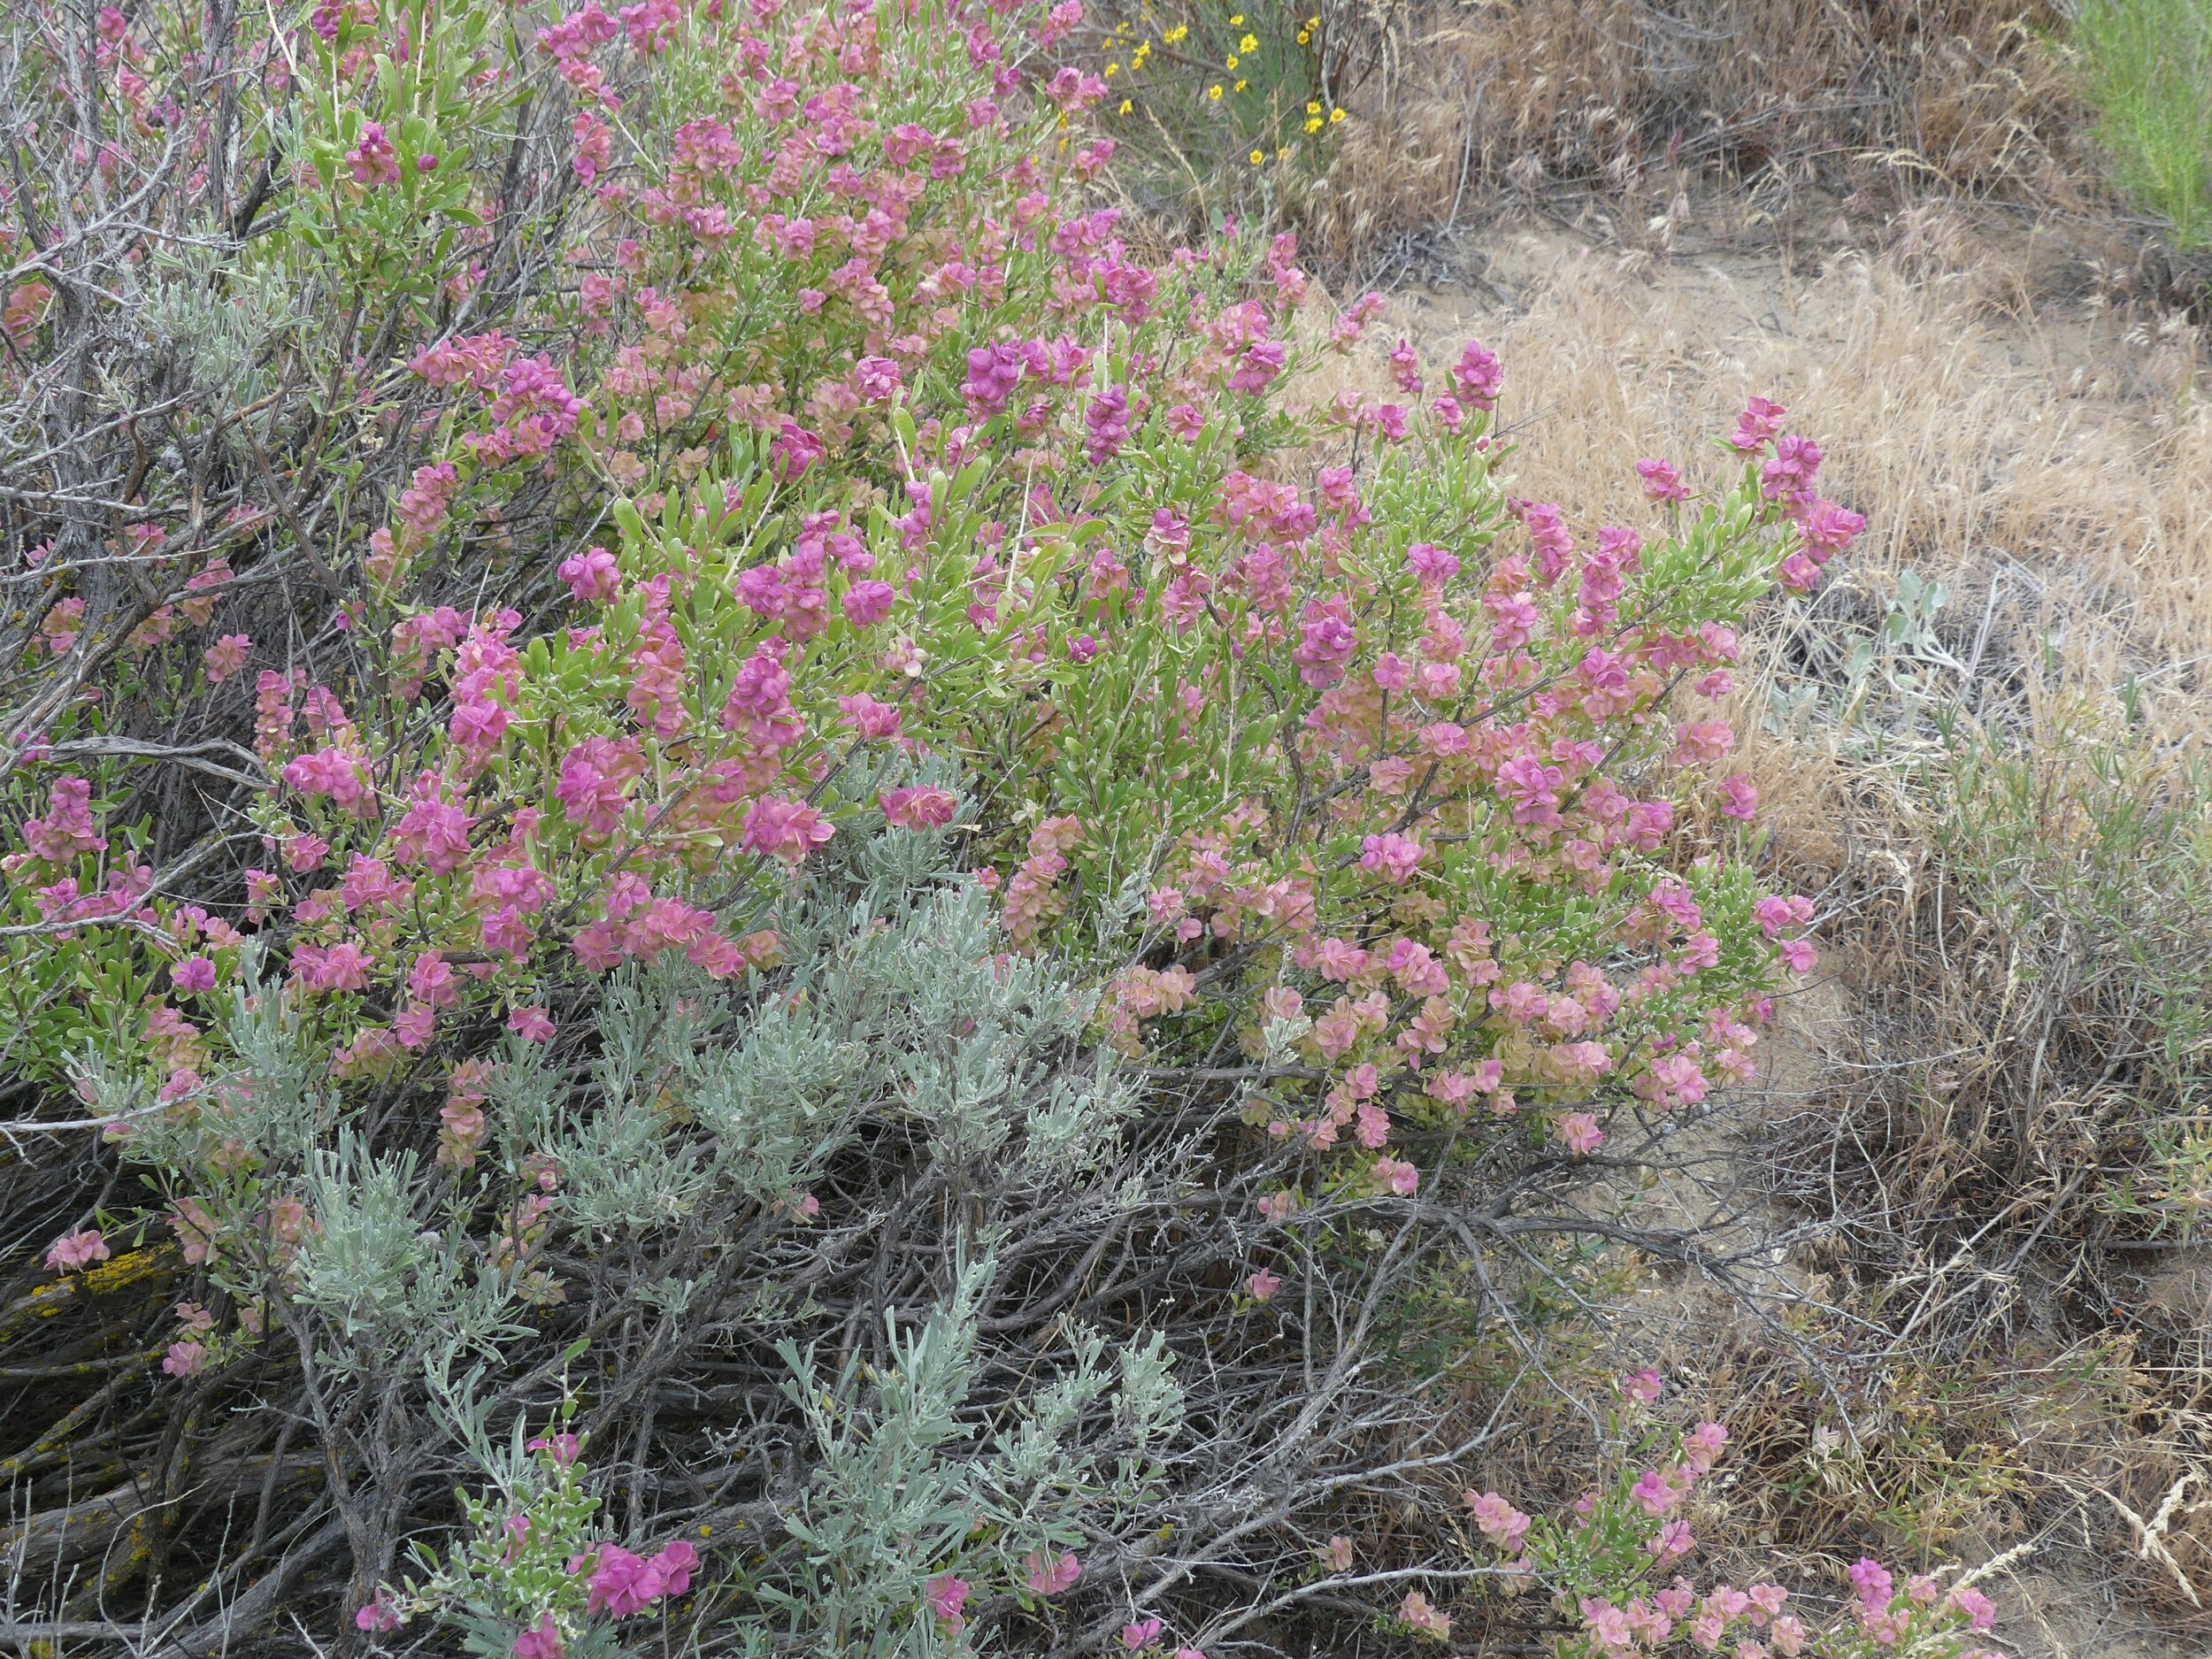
354 1594 401 1633
1672 718 1735 766
1581 1599 1633 1648
1399 1589 1451 1640
856 356 902 400
880 787 958 830
1464 1490 1531 1553
1557 1113 1603 1156
527 1432 581 1464
1291 595 1357 687
1684 1419 1730 1471
1727 396 1787 453
559 546 620 603
1372 1156 1419 1195
513 1614 563 1659
1717 775 1759 820
741 796 833 865
203 634 251 681
18 776 107 861
1637 457 1690 503
1121 1617 1163 1649
1947 1586 1996 1632
769 419 826 481
1624 1367 1663 1403
45 1229 109 1272
1797 498 1864 556
1024 1549 1081 1596
1450 340 1503 409
1632 1467 1681 1519
507 1006 556 1043
926 1573 971 1632
1847 1557 1893 1614
1359 833 1425 885
587 1544 667 1618
1245 1268 1282 1302
964 342 1025 411
838 692 904 740
1406 541 1459 586
172 956 217 995
346 120 402 187
163 1340 207 1378
842 580 896 627
653 1539 698 1596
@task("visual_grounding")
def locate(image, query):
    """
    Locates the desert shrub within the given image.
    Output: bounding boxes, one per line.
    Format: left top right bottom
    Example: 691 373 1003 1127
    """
0 0 1985 1649
2071 0 2212 250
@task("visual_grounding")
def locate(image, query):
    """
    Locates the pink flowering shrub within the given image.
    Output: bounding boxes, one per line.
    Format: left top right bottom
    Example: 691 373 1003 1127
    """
360 1409 702 1653
0 0 1917 1651
1455 1379 2002 1659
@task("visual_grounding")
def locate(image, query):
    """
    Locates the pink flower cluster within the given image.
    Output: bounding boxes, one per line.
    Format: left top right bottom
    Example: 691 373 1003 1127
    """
584 1538 698 1618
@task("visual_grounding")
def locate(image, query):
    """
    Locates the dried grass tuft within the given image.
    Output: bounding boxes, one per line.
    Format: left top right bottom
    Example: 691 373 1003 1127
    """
1302 0 2090 264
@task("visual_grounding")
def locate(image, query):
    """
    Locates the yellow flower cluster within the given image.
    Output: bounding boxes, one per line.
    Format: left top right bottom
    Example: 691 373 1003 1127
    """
1099 6 1348 136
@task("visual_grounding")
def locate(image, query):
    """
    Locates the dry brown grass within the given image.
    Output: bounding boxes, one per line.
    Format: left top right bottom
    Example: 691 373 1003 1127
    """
1307 0 2093 263
1385 213 2212 709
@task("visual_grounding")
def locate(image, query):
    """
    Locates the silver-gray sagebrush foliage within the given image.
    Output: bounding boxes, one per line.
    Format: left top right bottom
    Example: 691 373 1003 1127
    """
3 796 1466 1656
4 787 1780 1656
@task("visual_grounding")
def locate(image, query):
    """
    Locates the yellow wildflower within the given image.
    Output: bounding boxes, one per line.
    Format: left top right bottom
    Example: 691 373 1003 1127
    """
1207 83 1222 99
1119 98 1133 114
1239 33 1257 51
1249 149 1263 165
1329 107 1346 122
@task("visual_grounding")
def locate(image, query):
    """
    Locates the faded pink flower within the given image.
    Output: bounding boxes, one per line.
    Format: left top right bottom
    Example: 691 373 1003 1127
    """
926 1573 971 1632
1399 1589 1451 1640
203 634 251 681
1372 1156 1419 1196
1557 1113 1604 1156
880 786 958 830
1358 832 1425 885
1024 1548 1081 1597
45 1229 109 1272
